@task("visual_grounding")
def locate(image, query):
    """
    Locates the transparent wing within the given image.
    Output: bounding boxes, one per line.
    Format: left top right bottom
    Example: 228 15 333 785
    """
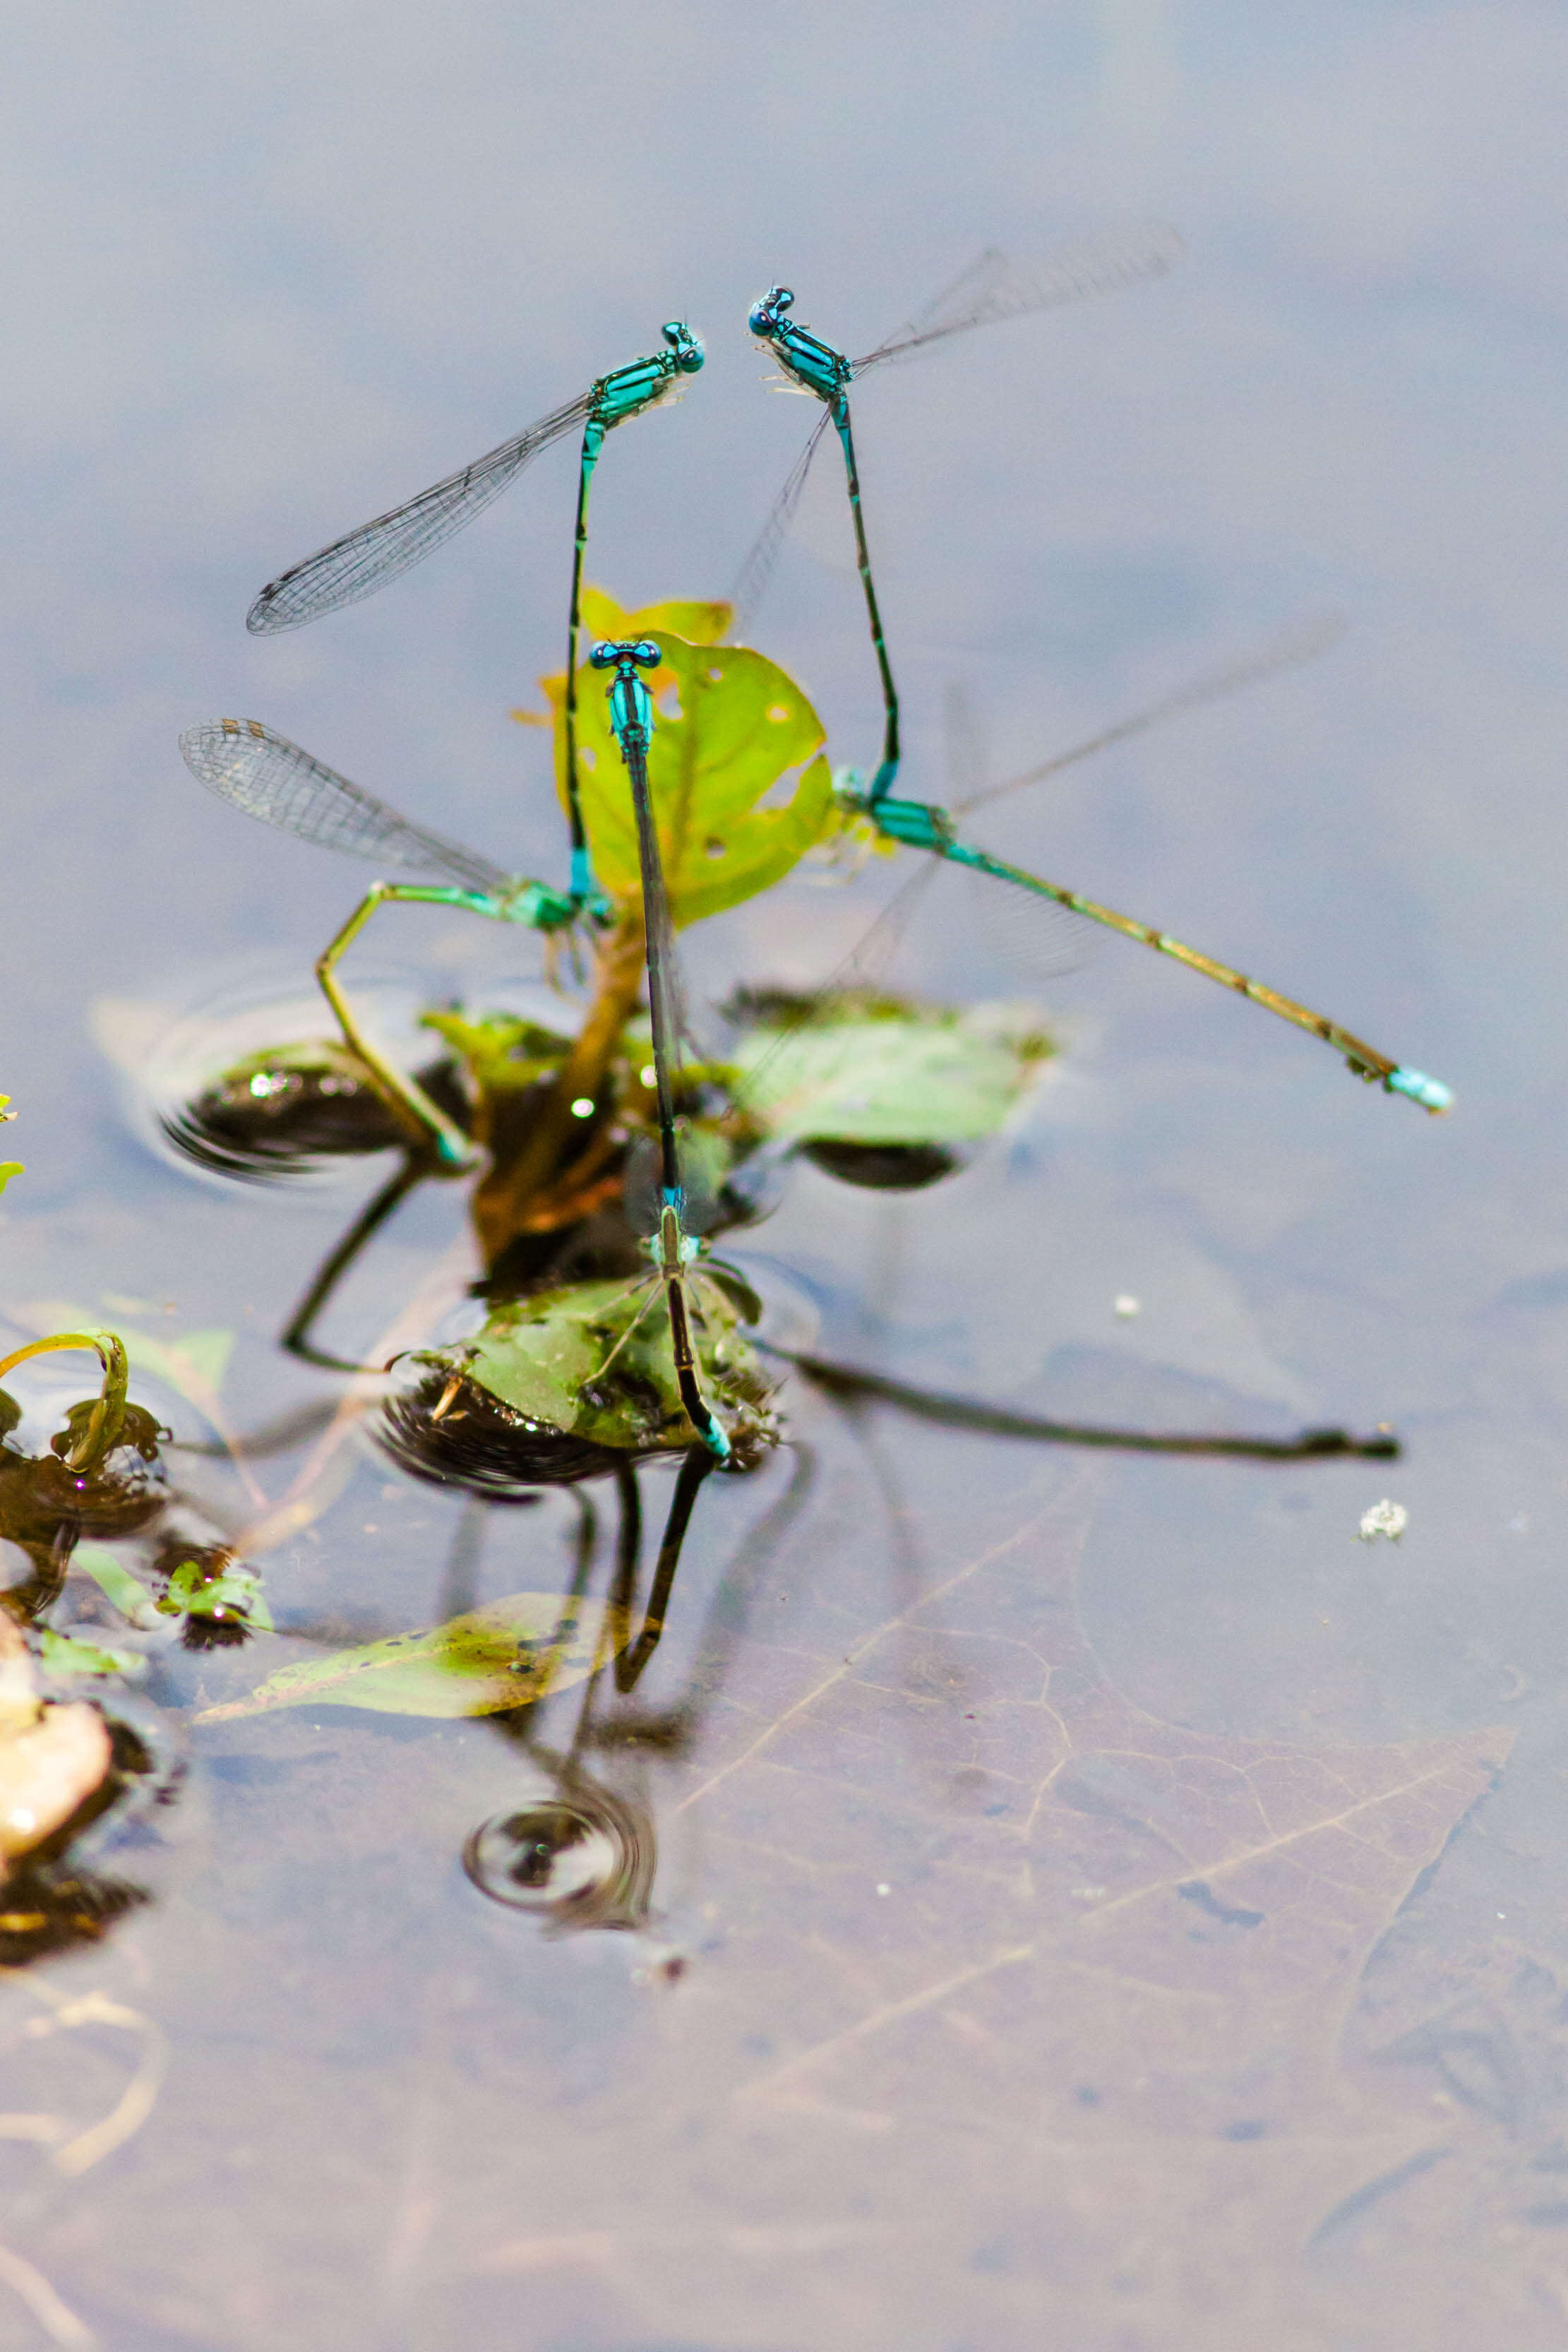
957 614 1347 816
179 720 515 897
729 407 833 636
853 224 1184 370
246 390 592 635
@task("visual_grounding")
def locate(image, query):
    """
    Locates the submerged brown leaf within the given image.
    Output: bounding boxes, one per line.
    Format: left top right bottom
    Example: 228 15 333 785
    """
0 1617 112 1870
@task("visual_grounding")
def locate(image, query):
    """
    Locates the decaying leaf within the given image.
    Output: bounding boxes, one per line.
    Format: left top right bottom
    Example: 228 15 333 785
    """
0 1616 112 1868
196 1591 628 1722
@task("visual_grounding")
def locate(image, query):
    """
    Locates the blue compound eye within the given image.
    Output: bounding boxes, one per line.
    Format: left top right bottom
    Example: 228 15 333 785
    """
588 642 618 669
630 640 661 667
747 304 772 337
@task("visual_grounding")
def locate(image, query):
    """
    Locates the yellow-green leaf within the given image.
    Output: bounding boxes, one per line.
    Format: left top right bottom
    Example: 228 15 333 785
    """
579 586 733 647
195 1592 626 1722
522 601 837 926
577 635 834 924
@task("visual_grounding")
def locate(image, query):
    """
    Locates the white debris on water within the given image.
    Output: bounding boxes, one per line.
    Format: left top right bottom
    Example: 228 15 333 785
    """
1113 1295 1141 1319
1358 1499 1408 1544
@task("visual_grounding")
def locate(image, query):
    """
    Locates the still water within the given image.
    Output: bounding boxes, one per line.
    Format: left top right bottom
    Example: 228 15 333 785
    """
3 5 1567 2346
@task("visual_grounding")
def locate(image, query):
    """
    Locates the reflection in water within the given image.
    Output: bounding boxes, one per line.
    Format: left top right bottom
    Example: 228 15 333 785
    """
382 1363 632 1492
465 1783 654 1932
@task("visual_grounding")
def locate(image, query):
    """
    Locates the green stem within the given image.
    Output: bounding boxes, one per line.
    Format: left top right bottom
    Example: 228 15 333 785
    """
0 1332 129 1473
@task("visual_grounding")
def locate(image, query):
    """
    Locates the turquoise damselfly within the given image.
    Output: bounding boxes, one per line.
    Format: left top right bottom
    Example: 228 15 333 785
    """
586 639 736 1461
744 257 1450 1113
246 324 705 914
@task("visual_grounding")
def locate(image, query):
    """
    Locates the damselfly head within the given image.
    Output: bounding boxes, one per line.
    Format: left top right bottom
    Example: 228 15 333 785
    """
588 638 661 673
748 288 794 338
661 321 705 374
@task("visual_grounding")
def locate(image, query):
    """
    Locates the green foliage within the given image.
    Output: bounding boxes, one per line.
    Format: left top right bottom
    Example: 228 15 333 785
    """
1 1092 20 1193
159 1553 273 1631
523 588 837 927
417 1008 571 1094
197 1592 623 1722
37 1628 146 1681
424 1272 776 1459
732 996 1053 1146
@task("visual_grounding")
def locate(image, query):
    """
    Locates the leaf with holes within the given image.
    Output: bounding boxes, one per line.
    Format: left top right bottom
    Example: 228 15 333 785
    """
520 595 836 925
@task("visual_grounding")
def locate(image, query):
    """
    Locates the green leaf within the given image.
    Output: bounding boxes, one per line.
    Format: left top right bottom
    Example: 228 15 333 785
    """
417 1008 571 1095
731 998 1054 1145
440 1272 777 1458
534 619 836 926
579 586 734 647
158 1553 273 1631
195 1592 626 1722
0 1164 20 1196
38 1628 146 1681
71 1543 162 1628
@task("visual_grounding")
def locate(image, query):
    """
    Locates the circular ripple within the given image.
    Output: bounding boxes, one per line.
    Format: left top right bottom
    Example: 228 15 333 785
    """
464 1784 654 1930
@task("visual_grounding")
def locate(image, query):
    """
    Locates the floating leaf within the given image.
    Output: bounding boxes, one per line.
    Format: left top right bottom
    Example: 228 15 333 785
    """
0 1164 20 1196
731 996 1053 1145
423 1272 777 1460
196 1592 628 1722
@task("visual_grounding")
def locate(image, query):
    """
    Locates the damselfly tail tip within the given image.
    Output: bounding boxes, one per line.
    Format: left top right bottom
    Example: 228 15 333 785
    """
1387 1068 1454 1114
702 1416 733 1462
